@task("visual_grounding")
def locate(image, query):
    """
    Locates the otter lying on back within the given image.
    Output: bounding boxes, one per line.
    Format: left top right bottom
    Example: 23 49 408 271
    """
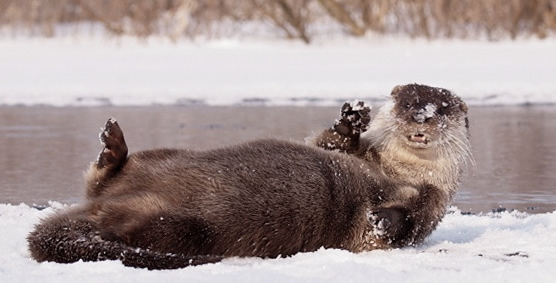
27 84 471 269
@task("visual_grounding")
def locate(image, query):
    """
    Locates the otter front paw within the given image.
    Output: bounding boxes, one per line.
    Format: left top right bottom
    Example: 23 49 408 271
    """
334 100 371 137
369 206 410 246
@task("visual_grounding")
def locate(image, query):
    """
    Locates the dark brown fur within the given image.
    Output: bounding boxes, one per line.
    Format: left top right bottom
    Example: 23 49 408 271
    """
28 84 471 269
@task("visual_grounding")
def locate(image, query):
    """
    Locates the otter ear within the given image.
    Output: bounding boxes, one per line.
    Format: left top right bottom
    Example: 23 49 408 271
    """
459 101 468 113
391 85 405 99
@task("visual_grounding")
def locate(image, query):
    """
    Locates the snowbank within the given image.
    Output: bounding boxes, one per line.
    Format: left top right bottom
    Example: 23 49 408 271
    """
1 203 555 282
1 36 555 107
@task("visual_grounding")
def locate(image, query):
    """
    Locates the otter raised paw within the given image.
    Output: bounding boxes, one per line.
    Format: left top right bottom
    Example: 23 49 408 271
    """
335 100 371 137
97 118 128 170
312 100 371 153
86 118 128 199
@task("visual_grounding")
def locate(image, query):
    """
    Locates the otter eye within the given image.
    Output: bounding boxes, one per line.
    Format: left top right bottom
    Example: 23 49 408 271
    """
405 103 411 109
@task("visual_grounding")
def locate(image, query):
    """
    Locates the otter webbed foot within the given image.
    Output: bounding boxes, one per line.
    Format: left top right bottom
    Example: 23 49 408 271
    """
369 206 412 247
334 100 371 137
97 118 128 170
313 100 371 153
86 118 129 199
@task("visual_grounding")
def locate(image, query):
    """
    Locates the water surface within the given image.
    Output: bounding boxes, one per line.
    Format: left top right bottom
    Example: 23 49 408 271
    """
1 106 555 213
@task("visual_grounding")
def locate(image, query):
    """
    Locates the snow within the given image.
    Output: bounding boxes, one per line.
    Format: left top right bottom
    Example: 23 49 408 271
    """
423 103 437 118
1 35 556 107
349 100 368 111
2 203 555 282
1 33 555 280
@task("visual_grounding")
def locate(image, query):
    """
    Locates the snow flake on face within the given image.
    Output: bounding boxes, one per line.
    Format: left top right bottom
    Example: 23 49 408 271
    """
412 103 437 123
423 103 437 118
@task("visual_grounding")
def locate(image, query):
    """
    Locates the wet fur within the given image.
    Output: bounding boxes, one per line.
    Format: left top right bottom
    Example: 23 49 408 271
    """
28 84 471 269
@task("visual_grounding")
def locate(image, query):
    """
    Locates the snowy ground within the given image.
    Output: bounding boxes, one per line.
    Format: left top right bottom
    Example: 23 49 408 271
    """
1 203 555 282
1 35 556 107
1 35 556 281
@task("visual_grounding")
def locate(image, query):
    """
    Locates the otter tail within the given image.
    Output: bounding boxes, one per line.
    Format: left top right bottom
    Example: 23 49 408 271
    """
27 213 223 270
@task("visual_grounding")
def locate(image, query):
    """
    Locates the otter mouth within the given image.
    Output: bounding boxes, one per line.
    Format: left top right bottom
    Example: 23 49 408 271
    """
408 133 429 145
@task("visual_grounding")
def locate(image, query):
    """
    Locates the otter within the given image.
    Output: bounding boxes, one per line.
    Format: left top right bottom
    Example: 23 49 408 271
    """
27 83 471 270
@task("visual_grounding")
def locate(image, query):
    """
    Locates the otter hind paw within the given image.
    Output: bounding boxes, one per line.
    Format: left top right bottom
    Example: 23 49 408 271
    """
97 118 128 170
334 100 371 136
369 206 410 245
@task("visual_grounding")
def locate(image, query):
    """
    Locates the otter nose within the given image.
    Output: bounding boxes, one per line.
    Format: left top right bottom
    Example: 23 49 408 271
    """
412 106 435 123
412 112 426 123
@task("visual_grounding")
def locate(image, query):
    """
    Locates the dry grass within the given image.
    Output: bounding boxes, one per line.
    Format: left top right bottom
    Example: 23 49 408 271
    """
1 0 555 42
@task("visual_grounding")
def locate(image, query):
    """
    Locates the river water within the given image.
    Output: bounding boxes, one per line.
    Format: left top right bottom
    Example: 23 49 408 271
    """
1 105 555 214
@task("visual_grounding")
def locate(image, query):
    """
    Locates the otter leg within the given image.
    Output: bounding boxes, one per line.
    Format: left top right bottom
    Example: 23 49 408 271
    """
312 100 371 153
85 118 128 199
368 184 449 248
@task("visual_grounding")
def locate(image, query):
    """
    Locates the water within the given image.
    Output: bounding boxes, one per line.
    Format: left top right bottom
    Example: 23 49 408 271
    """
1 105 555 214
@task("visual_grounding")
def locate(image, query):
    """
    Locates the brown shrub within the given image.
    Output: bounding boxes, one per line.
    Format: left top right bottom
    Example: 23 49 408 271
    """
1 0 554 42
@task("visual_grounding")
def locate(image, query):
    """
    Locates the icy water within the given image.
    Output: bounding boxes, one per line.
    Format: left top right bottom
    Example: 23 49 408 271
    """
1 105 555 214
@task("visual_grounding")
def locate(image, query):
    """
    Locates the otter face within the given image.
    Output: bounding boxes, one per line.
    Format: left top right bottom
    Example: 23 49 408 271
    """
390 84 468 150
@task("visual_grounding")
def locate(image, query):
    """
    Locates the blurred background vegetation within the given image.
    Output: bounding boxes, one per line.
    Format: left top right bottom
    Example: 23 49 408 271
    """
1 0 555 43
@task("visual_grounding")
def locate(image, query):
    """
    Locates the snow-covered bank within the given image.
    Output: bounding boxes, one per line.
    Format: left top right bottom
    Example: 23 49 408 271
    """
1 203 555 282
1 36 555 107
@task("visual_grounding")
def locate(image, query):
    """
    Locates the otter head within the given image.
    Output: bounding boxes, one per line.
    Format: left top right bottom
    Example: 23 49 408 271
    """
364 83 471 166
364 84 471 196
388 84 469 151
